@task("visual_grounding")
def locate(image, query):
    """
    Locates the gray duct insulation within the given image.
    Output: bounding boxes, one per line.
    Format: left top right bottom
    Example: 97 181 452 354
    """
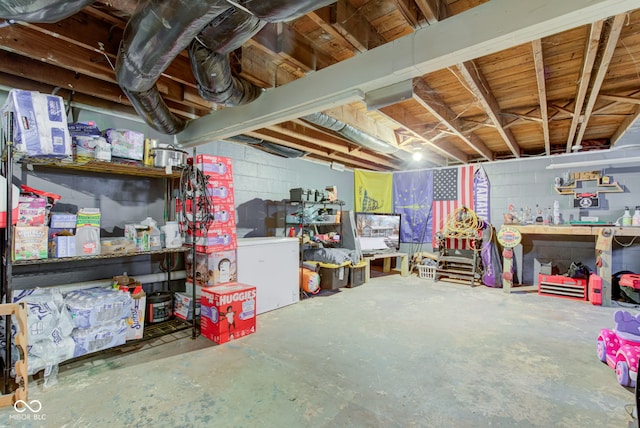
302 112 400 154
0 0 94 23
226 134 308 158
1 0 335 135
189 6 264 106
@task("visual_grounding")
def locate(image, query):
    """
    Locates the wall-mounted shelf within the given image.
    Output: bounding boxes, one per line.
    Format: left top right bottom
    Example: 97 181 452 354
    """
17 157 183 178
554 172 624 198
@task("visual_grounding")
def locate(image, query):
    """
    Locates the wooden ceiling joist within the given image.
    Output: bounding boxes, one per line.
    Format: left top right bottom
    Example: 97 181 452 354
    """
565 20 605 152
455 61 521 157
573 14 627 147
532 39 551 155
378 103 469 163
412 78 494 161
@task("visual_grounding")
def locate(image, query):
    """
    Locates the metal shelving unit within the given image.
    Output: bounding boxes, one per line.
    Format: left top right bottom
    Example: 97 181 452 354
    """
0 125 188 392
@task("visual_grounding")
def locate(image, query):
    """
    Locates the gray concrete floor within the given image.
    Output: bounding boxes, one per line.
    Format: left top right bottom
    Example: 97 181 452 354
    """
0 273 636 427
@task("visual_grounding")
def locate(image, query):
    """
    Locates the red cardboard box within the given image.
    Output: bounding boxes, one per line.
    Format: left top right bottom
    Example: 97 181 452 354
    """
185 225 237 253
185 250 237 286
204 180 235 205
175 199 236 227
189 154 233 181
200 283 256 344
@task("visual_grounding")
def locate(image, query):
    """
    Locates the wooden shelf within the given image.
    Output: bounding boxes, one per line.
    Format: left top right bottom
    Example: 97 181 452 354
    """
18 157 184 178
13 246 189 266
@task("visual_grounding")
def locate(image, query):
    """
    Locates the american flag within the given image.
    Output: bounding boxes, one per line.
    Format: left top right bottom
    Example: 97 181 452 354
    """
432 165 476 249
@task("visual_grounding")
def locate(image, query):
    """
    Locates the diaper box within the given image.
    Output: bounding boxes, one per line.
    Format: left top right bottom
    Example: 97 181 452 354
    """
200 283 256 345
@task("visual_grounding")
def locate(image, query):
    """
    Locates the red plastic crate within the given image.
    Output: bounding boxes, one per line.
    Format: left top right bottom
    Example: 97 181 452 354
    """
538 274 587 301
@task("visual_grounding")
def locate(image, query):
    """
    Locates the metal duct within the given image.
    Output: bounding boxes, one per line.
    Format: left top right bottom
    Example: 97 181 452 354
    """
0 0 94 23
115 1 232 134
302 112 399 154
226 134 308 158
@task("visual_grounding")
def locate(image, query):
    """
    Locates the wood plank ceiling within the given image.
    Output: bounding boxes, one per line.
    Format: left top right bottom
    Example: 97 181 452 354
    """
1 1 640 171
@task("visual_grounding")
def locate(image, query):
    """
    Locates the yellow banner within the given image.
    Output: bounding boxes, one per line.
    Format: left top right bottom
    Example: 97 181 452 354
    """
354 170 393 212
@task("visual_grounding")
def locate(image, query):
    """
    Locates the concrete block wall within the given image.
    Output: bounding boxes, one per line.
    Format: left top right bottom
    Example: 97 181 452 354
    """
482 153 640 280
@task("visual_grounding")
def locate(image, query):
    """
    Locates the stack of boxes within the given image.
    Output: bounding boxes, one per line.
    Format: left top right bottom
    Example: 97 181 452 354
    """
180 155 238 298
177 154 256 344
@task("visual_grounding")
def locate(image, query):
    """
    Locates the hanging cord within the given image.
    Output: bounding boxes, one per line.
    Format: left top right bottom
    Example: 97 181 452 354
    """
614 236 639 247
178 164 215 234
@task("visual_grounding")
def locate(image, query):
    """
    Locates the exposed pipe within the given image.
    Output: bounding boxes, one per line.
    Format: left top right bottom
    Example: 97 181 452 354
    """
0 0 94 23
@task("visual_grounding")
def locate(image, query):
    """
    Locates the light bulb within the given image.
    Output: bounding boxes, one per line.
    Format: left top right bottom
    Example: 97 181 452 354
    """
412 151 423 161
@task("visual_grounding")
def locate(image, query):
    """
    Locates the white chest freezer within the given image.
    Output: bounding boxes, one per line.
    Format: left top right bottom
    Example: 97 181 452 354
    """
237 237 299 314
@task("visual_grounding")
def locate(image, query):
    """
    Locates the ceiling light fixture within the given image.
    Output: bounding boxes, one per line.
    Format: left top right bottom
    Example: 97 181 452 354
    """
412 151 423 161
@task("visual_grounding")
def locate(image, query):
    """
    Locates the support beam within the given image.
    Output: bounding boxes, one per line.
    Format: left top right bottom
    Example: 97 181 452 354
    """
573 14 627 147
532 39 551 156
565 20 604 152
412 78 494 161
455 61 521 157
331 0 386 52
414 0 449 25
610 106 640 147
600 94 640 105
378 104 469 163
177 0 640 148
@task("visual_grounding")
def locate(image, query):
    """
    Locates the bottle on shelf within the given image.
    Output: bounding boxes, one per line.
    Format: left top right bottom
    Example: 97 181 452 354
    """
141 217 162 250
622 207 632 227
553 200 560 225
633 206 640 227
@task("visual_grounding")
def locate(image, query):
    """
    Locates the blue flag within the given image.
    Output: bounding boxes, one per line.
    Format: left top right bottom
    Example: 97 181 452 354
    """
393 170 434 243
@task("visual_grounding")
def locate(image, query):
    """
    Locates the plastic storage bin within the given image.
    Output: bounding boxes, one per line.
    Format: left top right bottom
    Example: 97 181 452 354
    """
309 261 350 290
347 261 367 288
418 264 436 280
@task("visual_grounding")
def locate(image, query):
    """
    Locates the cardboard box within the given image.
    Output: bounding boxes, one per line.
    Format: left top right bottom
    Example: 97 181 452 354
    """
13 226 48 261
174 292 201 321
2 89 72 157
51 235 76 258
50 213 77 229
200 283 256 345
184 280 204 298
189 155 233 181
185 250 237 286
185 225 237 253
17 195 47 226
205 180 235 205
125 291 146 340
175 199 236 227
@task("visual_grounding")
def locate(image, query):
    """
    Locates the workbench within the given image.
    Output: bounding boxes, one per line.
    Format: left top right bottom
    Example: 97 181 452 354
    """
364 252 410 282
500 225 640 306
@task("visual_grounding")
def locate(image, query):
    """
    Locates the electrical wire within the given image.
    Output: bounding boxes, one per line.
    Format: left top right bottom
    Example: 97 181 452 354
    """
178 164 215 234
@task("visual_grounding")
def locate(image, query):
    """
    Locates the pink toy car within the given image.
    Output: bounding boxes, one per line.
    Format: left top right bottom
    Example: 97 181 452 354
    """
597 310 640 387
